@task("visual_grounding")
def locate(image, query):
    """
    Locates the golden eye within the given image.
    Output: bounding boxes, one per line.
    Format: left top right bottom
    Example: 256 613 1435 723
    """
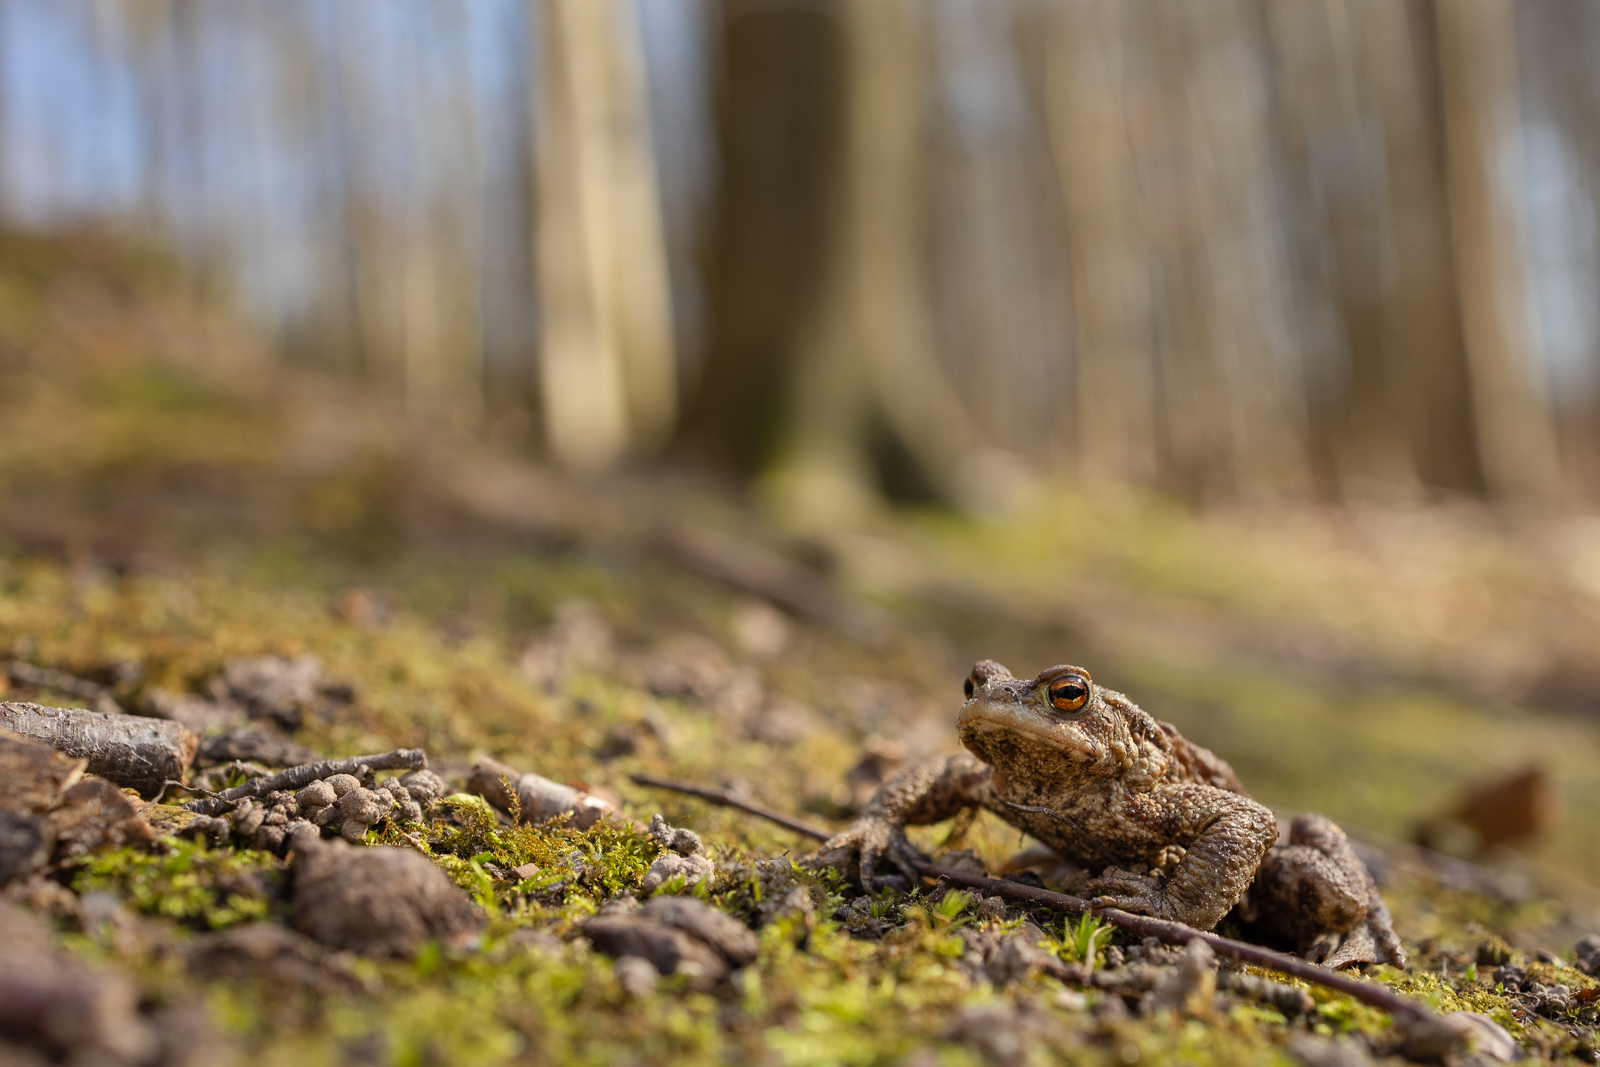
963 674 977 698
1049 674 1090 712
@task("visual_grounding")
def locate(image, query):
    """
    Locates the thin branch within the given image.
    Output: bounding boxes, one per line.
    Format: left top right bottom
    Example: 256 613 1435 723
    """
629 772 1433 1022
182 748 427 815
629 773 833 841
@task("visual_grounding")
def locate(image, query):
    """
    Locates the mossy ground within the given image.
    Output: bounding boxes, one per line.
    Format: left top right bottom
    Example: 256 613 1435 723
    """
2 233 1599 1064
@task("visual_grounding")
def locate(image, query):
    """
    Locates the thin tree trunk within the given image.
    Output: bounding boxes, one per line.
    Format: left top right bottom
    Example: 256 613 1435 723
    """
1045 0 1161 485
1354 0 1483 495
675 0 845 477
775 0 976 521
535 0 677 470
1434 0 1563 502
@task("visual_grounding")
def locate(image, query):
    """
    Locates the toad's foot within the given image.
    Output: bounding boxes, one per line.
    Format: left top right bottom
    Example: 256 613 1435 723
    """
1083 868 1181 922
808 815 927 891
1244 813 1406 969
1303 894 1405 969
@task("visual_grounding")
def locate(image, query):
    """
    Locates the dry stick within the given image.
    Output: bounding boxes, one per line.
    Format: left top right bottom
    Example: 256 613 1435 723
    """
629 773 836 841
183 748 428 816
630 773 1432 1023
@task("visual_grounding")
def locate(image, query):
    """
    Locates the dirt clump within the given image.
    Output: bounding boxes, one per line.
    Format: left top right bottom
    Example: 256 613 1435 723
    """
291 838 485 957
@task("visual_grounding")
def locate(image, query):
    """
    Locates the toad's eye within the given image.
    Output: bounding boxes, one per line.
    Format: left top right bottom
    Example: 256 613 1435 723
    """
963 674 977 698
1049 674 1090 712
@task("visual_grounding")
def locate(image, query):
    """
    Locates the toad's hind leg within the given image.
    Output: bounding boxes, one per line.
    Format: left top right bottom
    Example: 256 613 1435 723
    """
1245 813 1406 969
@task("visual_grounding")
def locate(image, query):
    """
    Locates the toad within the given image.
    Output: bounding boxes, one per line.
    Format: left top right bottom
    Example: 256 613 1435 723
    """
813 660 1404 969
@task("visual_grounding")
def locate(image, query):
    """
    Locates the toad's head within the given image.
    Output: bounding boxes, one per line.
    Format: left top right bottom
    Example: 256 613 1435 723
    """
956 660 1155 786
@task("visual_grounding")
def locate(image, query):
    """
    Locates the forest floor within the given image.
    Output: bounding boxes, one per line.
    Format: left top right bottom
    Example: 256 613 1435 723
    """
2 231 1600 1066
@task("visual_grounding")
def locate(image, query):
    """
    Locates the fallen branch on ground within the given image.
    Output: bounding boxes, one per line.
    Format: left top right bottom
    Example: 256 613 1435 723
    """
630 773 1433 1023
629 773 832 841
182 748 428 815
1 702 195 797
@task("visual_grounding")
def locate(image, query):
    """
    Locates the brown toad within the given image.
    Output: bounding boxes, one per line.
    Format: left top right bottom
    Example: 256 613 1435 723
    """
814 660 1404 969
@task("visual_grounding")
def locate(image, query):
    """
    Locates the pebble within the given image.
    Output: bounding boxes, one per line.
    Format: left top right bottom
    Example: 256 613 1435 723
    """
642 814 714 891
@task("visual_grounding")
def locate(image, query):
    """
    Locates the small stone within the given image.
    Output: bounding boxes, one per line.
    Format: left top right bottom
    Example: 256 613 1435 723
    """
1398 1010 1518 1065
399 769 447 804
285 820 321 853
252 824 288 853
297 780 336 812
187 923 344 991
638 896 760 968
614 954 659 998
1287 1034 1374 1067
0 812 48 887
234 800 265 837
579 914 729 990
0 902 157 1064
197 729 317 769
947 1002 1035 1067
185 814 230 845
340 819 371 843
1575 934 1600 976
326 774 361 798
335 786 389 826
1145 939 1216 1016
648 813 704 856
1054 989 1088 1011
975 896 1008 922
642 851 715 892
1475 938 1513 967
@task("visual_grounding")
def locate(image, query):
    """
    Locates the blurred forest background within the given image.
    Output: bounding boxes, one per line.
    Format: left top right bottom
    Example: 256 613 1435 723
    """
6 0 1600 900
8 0 1600 510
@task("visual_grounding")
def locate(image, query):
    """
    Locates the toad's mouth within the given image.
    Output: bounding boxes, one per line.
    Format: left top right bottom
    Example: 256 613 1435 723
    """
956 698 1092 764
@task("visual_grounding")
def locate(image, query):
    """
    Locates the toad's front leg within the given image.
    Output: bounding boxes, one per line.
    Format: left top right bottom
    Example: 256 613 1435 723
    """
808 751 992 890
1084 786 1278 930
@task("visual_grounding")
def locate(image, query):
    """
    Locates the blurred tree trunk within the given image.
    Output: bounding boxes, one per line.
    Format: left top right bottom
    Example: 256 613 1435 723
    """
772 0 975 522
1045 0 1161 486
1126 0 1311 503
1434 0 1564 502
1354 0 1483 495
1264 0 1420 501
535 0 677 470
402 10 482 429
1520 2 1600 500
685 0 977 519
677 0 845 477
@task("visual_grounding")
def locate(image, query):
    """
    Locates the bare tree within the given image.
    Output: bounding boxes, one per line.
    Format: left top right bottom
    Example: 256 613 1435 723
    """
535 0 677 470
1434 0 1564 502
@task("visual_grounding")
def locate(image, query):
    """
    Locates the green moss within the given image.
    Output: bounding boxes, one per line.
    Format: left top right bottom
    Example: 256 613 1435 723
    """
72 837 284 929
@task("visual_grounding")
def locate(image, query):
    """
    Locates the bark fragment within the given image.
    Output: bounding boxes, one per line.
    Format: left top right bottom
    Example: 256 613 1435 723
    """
0 702 196 798
47 777 156 861
466 756 615 829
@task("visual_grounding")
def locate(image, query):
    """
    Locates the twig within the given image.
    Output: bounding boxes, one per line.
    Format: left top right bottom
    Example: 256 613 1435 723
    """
629 772 1432 1022
629 773 836 841
183 748 427 815
915 862 1429 1021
